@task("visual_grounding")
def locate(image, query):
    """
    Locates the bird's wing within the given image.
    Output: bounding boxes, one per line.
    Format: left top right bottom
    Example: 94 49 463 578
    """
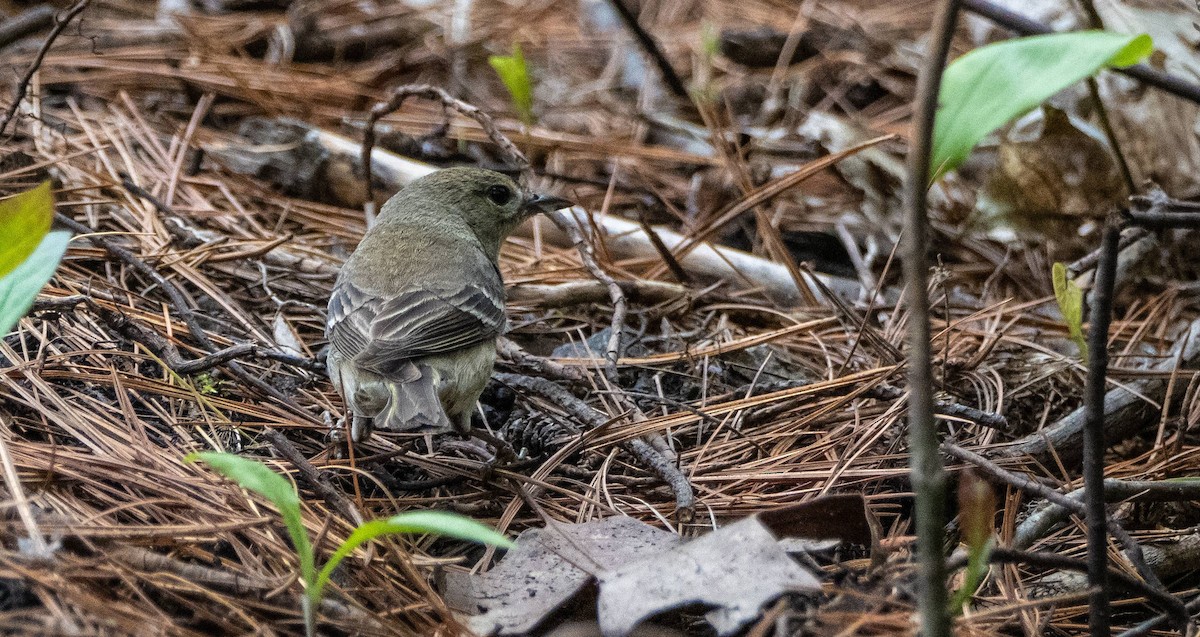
327 276 506 374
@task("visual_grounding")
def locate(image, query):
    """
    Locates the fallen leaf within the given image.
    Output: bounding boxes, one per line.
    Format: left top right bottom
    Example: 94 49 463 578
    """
443 517 679 636
596 516 820 637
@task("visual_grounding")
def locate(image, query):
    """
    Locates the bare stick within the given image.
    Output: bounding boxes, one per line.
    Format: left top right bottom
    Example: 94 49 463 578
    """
962 0 1200 105
946 547 1189 624
902 3 961 636
0 0 92 138
1126 186 1200 228
94 305 320 375
1083 218 1121 636
56 214 313 419
0 6 56 50
601 0 688 99
360 84 527 203
943 443 1187 630
263 429 363 526
547 210 628 381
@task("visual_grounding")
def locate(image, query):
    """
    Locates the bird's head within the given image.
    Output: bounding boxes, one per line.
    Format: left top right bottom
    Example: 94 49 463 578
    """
384 167 572 258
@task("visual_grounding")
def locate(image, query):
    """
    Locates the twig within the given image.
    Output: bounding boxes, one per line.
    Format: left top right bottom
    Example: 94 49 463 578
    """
506 280 690 309
1067 227 1148 275
495 373 695 515
547 209 628 381
263 429 363 527
0 6 56 50
869 385 1009 431
360 84 527 204
0 0 92 139
1082 217 1121 636
601 0 689 99
946 547 1189 624
1126 186 1200 228
1118 591 1200 637
1075 0 1136 197
993 319 1200 462
56 214 314 419
903 3 961 637
496 337 584 382
1012 477 1200 550
962 0 1200 105
94 305 321 375
943 443 1187 630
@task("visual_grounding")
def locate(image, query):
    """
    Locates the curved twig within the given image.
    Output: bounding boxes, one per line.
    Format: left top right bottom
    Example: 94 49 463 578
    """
0 0 92 139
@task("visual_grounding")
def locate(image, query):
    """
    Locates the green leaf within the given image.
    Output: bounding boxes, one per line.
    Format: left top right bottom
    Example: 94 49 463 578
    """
1052 262 1088 359
0 230 70 336
185 452 314 587
488 43 535 125
932 31 1153 180
0 181 55 279
311 511 512 603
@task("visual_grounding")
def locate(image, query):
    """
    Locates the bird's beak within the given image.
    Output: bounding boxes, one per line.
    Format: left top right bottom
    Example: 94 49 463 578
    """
522 193 574 214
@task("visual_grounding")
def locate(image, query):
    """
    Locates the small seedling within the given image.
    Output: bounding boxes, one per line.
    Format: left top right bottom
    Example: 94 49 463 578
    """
186 451 513 637
1052 262 1088 359
489 43 535 125
0 181 69 335
193 372 225 396
949 469 996 615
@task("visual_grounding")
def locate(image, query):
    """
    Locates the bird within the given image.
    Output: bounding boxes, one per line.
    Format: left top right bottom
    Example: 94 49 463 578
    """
325 167 572 442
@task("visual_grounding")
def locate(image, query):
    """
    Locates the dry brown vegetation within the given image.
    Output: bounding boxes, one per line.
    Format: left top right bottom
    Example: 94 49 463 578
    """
1 0 1199 635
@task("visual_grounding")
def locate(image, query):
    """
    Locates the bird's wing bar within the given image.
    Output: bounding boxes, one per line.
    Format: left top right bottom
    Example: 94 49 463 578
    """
327 279 505 373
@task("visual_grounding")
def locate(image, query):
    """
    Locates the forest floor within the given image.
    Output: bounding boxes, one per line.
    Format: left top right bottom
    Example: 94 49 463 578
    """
1 0 1199 635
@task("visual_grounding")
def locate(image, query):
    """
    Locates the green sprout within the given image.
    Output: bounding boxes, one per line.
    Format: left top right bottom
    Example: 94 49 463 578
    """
1052 262 1088 360
186 452 513 637
489 42 535 125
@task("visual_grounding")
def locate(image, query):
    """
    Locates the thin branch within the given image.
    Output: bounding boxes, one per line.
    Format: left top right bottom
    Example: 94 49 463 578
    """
94 304 320 375
1073 0 1136 196
547 209 628 381
601 0 689 99
1118 591 1200 637
870 385 1009 431
0 0 92 138
1126 187 1200 228
903 2 961 637
0 6 56 51
1067 227 1148 275
360 84 527 204
946 547 1190 624
263 429 363 527
962 0 1200 105
943 443 1188 630
1083 217 1122 636
496 337 585 382
56 214 314 419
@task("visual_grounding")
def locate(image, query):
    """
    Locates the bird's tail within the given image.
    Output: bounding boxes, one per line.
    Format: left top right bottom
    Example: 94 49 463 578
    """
329 354 451 441
374 361 453 433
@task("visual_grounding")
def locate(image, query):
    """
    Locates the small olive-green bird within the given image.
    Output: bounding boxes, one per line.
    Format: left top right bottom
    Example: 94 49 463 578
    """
326 167 571 442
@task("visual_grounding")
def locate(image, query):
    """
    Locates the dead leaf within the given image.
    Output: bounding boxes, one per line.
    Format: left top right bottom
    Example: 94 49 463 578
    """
596 516 820 637
977 105 1122 237
445 504 844 637
443 517 680 636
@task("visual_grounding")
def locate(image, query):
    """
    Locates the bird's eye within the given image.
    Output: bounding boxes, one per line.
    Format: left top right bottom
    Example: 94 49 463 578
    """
486 184 513 205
